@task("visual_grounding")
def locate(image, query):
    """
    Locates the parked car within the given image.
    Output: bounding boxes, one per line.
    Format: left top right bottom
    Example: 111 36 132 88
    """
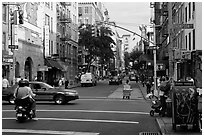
109 76 122 85
2 81 79 105
2 84 18 104
80 73 97 87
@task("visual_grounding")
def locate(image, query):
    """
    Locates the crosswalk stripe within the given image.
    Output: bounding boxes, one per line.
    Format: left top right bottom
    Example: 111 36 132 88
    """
2 129 99 135
2 117 139 124
2 109 149 115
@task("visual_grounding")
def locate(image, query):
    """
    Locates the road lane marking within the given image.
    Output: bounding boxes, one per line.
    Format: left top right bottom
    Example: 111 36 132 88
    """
2 129 99 135
2 109 149 115
2 117 139 124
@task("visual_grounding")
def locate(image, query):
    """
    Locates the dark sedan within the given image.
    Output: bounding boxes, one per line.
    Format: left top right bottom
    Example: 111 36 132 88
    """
2 81 79 105
109 76 122 85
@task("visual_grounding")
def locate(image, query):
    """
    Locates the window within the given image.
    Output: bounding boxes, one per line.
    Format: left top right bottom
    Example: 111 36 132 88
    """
2 32 6 51
189 32 191 50
185 7 187 22
51 41 53 55
2 5 6 22
45 2 50 8
85 7 88 14
185 35 188 49
78 7 82 14
51 17 53 33
45 14 50 27
188 2 191 20
193 29 195 50
51 2 53 10
193 2 195 11
49 40 51 55
85 18 89 24
57 43 59 54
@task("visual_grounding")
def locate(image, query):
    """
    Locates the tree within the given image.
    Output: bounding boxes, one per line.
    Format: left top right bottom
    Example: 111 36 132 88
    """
78 24 115 72
129 48 143 62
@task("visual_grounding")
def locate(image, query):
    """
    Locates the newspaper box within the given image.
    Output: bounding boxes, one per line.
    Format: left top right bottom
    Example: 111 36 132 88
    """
171 81 198 131
123 89 132 99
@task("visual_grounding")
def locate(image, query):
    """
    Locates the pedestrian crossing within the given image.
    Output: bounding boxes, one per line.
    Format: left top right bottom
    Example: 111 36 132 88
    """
2 129 99 135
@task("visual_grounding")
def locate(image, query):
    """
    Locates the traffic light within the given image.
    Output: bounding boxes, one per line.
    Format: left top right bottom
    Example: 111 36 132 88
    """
18 10 24 24
96 28 100 37
10 11 17 25
91 25 96 37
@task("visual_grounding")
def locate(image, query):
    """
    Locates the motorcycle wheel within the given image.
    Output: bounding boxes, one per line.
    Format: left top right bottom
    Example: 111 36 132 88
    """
17 116 26 123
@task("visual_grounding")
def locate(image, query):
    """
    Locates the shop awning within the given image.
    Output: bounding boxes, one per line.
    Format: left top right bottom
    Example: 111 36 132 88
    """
45 58 63 70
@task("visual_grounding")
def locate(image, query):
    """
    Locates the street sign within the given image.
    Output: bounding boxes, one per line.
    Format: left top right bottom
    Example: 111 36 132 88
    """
8 45 18 49
3 54 13 59
173 24 194 29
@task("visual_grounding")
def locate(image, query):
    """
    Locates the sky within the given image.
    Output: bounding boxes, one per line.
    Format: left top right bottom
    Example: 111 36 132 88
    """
104 2 152 52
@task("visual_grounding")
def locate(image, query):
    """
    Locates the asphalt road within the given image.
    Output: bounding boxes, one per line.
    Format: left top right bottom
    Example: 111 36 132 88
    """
2 80 160 135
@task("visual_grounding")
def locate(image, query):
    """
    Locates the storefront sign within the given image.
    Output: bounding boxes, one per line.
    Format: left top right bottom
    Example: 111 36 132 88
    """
44 25 49 57
38 66 49 71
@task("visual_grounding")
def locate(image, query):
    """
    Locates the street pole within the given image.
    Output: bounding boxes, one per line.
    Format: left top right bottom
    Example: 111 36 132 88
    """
153 23 157 94
10 19 16 85
153 48 157 93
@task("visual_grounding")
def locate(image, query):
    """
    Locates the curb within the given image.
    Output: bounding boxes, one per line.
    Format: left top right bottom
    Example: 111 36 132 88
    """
156 118 166 135
137 83 147 100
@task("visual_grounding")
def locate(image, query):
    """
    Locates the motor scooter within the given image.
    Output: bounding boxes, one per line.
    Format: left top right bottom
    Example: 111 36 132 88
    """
15 99 35 122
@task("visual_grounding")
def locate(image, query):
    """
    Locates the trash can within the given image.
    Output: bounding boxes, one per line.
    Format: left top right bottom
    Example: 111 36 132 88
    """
171 81 198 131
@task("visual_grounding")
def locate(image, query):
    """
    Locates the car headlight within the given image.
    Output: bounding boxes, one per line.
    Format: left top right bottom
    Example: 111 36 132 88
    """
66 92 77 96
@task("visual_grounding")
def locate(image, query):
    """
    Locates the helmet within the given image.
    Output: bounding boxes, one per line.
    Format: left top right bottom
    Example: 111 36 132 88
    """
18 79 29 87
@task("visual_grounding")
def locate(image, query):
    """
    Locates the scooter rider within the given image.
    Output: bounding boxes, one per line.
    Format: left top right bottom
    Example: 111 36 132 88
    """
14 79 38 121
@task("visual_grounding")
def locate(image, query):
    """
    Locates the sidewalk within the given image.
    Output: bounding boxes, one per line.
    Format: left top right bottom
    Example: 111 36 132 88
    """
137 82 202 135
107 85 143 100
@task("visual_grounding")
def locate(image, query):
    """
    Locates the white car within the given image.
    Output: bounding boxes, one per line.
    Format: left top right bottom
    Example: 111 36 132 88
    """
80 73 97 87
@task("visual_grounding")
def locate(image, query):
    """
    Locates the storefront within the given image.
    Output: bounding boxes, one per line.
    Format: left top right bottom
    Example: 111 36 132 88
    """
44 58 64 86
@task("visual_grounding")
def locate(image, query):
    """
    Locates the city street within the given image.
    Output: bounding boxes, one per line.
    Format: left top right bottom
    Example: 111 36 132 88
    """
2 80 160 135
2 2 202 135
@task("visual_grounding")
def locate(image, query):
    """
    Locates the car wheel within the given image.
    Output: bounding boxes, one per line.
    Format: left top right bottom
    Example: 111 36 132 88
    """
8 95 15 104
54 95 65 105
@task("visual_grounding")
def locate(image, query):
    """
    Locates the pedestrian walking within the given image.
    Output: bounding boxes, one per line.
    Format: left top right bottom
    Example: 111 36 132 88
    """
65 79 69 89
58 78 63 87
140 74 145 87
146 79 152 94
135 75 139 83
158 77 171 116
2 76 9 89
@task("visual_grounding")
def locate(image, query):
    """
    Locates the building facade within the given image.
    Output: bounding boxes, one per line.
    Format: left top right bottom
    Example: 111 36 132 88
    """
2 2 44 84
78 2 105 75
153 2 202 87
2 2 79 86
